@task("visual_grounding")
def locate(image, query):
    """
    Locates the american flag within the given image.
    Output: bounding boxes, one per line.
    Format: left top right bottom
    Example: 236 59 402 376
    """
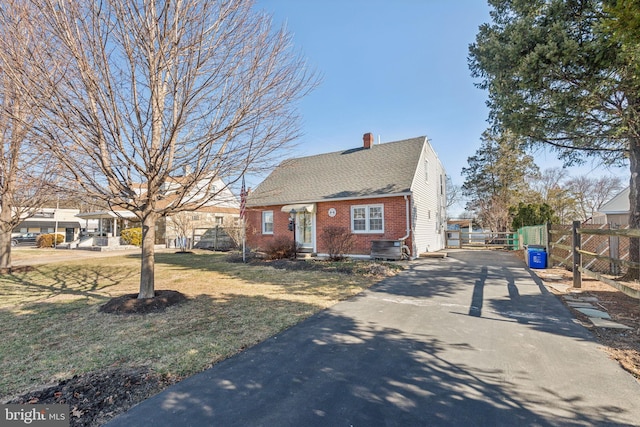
240 175 246 220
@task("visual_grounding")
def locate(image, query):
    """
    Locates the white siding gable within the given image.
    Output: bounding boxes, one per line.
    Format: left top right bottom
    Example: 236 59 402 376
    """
410 138 446 254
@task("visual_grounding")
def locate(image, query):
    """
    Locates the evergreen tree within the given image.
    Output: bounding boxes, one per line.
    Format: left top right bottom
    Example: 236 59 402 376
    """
509 202 556 230
469 0 640 277
462 130 539 231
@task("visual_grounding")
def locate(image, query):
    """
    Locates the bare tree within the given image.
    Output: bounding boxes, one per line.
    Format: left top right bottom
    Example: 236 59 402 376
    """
527 167 565 202
167 211 193 252
566 175 624 222
475 194 512 233
23 0 316 297
525 168 574 223
0 0 58 271
445 175 462 219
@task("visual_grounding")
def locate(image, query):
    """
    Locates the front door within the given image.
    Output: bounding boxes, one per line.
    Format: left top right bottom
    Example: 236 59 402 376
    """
296 212 314 251
65 228 75 243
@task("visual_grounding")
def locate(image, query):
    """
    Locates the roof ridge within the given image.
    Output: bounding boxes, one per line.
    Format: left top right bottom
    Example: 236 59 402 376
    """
282 135 427 163
248 135 431 206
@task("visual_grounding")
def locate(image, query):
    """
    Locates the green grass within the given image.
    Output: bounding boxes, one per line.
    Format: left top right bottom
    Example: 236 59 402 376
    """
0 251 386 398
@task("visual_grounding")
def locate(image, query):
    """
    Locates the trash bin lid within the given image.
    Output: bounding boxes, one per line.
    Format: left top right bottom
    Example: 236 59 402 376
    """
526 244 546 250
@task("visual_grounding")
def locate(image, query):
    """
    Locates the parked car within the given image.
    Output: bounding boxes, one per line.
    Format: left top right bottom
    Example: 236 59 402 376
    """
11 232 41 247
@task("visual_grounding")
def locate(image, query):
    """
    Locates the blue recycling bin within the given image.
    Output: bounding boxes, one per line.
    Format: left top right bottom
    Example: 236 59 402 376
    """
527 246 547 269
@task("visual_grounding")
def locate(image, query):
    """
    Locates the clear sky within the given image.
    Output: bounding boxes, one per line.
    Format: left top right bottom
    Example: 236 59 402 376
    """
253 1 628 192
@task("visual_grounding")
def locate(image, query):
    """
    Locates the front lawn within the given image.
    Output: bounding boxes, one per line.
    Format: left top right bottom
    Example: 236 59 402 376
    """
0 251 392 400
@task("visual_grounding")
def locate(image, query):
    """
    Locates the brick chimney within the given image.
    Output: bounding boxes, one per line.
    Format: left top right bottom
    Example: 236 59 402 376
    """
363 132 374 149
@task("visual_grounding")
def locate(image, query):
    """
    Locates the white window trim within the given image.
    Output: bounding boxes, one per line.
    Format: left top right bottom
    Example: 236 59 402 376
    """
350 204 384 234
262 211 274 234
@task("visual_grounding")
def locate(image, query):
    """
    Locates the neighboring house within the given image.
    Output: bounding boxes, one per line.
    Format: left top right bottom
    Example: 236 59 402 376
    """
161 176 241 247
446 219 486 246
77 176 240 249
245 133 447 259
76 209 138 237
593 187 629 225
165 208 240 249
14 208 82 243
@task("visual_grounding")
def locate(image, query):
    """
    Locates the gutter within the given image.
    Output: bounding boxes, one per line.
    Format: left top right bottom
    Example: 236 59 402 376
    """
246 191 413 208
399 195 411 257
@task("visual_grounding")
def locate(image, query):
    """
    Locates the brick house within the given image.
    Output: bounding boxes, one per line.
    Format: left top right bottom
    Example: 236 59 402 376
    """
245 133 447 259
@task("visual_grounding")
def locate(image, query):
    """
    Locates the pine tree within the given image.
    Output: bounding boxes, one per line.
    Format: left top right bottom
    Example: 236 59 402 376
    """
470 0 640 278
462 130 539 232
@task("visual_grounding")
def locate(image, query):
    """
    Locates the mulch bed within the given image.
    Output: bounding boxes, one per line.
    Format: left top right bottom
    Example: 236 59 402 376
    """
99 290 187 315
4 367 178 427
4 291 187 426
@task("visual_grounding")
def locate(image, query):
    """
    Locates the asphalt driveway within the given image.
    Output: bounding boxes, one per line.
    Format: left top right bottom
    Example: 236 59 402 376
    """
106 250 640 426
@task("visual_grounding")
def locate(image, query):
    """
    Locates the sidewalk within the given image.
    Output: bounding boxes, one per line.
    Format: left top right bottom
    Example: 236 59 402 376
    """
10 247 143 267
106 250 640 426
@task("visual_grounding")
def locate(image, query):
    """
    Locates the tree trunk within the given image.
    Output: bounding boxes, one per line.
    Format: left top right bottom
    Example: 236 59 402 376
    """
0 199 13 271
138 213 158 299
0 227 12 271
626 137 640 281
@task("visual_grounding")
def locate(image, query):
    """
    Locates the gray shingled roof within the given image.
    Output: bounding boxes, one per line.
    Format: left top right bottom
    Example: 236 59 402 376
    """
247 136 426 206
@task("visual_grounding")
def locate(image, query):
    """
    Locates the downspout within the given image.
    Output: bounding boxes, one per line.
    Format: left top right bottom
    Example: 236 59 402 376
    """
400 195 411 258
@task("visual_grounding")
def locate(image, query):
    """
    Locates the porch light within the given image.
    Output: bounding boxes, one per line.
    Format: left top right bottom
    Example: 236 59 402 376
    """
288 209 296 231
289 209 297 258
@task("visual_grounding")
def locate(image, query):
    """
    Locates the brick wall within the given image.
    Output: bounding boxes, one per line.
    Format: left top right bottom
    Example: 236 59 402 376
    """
244 208 291 248
246 196 413 256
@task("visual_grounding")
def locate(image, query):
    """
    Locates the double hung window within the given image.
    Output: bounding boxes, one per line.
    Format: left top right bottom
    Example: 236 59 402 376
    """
351 205 384 233
262 211 274 234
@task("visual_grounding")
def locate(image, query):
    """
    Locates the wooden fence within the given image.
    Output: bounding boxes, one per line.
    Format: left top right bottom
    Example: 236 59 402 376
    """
164 226 242 251
546 221 640 300
446 230 518 249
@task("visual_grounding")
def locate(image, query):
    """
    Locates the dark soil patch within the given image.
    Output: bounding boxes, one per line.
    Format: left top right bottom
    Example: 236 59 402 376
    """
4 367 178 427
224 254 404 276
99 290 187 315
256 258 403 276
259 258 321 271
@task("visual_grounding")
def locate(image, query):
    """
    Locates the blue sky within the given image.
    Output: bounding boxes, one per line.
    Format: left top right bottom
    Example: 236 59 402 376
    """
253 1 628 193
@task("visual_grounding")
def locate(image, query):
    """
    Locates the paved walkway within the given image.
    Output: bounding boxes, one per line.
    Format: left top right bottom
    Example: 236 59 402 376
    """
106 250 640 426
10 247 143 267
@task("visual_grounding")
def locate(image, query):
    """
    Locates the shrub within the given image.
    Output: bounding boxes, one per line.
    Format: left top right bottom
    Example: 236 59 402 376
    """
121 228 142 247
320 226 355 261
36 233 64 248
264 236 297 260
